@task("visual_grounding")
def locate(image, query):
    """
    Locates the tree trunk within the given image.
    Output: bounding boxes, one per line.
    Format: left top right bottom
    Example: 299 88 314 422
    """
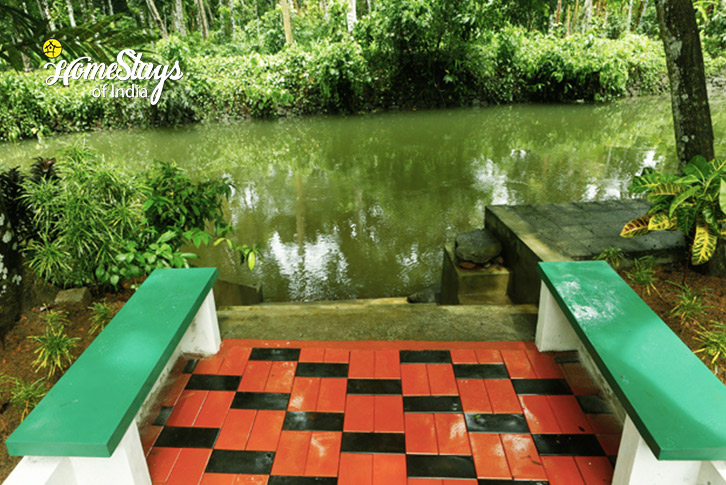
146 0 169 37
107 0 114 15
174 0 187 35
636 0 649 30
65 0 77 26
582 0 593 31
556 0 562 25
39 0 56 30
228 0 235 32
280 0 293 44
654 0 714 166
196 0 209 38
346 0 356 32
627 0 634 30
88 0 97 22
321 0 328 20
0 196 22 344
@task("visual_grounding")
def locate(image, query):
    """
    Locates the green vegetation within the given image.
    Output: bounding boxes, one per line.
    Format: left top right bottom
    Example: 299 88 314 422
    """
0 376 47 420
88 301 115 334
695 321 726 371
28 321 79 378
625 256 658 295
595 246 625 268
621 157 726 266
668 282 709 325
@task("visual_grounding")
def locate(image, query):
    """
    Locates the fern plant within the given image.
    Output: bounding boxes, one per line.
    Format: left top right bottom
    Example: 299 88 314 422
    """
621 156 726 265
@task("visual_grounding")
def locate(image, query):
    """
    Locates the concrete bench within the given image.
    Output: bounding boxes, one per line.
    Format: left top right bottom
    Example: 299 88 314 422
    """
4 268 220 485
536 260 726 485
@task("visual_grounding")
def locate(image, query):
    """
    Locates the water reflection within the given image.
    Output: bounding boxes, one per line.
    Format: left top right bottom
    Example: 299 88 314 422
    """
1 93 725 300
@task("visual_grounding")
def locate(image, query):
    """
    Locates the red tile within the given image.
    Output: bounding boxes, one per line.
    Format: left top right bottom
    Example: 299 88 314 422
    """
288 377 321 412
166 448 211 485
500 434 547 480
375 350 401 379
501 350 537 379
541 456 585 485
271 431 311 476
404 413 438 454
238 361 272 392
349 350 376 378
147 447 180 482
427 365 458 396
325 348 350 363
344 395 375 432
194 355 224 375
561 363 600 396
434 414 470 455
442 481 476 485
574 456 614 484
457 379 492 413
232 475 269 484
162 373 190 407
166 390 208 427
194 391 235 428
401 364 430 396
265 361 297 393
246 410 285 451
339 453 373 485
597 434 622 456
450 349 478 364
547 395 593 434
305 431 342 477
526 351 564 379
375 395 405 433
587 414 623 435
317 378 347 413
141 425 162 456
408 480 442 485
476 349 503 364
519 395 561 434
373 453 407 485
299 348 326 362
215 409 256 450
200 474 236 485
468 433 510 479
484 380 521 414
218 346 251 375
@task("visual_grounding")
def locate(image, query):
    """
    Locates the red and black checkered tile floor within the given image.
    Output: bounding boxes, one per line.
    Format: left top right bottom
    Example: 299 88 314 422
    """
143 340 622 485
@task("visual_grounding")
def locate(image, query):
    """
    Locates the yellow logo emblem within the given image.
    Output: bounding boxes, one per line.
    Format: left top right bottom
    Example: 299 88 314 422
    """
43 39 62 59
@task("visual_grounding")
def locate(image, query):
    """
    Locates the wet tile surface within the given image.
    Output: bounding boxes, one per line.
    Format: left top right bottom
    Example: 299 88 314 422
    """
147 340 620 484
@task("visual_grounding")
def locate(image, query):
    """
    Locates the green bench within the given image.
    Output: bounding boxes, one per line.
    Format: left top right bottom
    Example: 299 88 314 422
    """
536 261 726 485
4 268 219 485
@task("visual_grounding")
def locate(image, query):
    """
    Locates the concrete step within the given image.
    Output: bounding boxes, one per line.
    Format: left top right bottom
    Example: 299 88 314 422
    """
218 298 537 342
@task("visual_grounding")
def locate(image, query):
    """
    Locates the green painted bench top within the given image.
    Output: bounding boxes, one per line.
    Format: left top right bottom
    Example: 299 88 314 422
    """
537 261 726 461
5 267 217 458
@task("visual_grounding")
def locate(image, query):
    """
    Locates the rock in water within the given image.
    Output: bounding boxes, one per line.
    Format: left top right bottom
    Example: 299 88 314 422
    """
407 284 441 304
455 229 502 264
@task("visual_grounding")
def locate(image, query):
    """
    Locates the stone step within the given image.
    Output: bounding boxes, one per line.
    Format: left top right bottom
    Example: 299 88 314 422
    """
218 298 537 342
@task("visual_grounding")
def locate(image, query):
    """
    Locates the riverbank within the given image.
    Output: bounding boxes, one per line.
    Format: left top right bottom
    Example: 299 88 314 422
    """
0 30 676 142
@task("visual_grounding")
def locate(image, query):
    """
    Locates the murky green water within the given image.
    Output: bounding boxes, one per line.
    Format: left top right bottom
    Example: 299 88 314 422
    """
1 93 725 301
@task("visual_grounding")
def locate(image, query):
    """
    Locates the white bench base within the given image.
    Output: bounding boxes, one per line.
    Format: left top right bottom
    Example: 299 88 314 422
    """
3 289 221 485
536 282 726 485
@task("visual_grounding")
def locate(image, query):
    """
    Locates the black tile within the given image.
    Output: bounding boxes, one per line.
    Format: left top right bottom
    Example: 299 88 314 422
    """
400 350 451 363
283 412 345 431
341 432 405 454
154 426 219 448
153 406 173 426
231 392 290 410
250 348 301 361
347 379 402 395
453 364 509 379
268 478 337 485
576 395 613 414
183 359 198 373
478 481 549 485
465 413 529 434
406 454 476 479
186 374 241 391
403 396 462 413
532 434 606 456
205 450 274 474
296 362 349 378
512 379 572 395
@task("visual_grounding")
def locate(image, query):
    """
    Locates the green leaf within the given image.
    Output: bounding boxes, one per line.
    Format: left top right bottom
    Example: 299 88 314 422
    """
647 212 675 231
668 186 700 218
684 155 710 180
247 251 256 270
720 179 726 215
620 216 651 238
692 221 718 265
109 275 120 286
158 230 177 244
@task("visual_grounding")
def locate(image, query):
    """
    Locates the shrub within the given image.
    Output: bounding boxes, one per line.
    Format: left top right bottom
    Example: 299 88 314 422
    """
695 321 726 371
88 301 116 334
28 324 79 378
0 375 47 419
625 256 658 294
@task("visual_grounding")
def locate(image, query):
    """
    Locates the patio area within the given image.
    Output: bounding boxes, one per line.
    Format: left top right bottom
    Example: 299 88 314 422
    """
141 339 621 485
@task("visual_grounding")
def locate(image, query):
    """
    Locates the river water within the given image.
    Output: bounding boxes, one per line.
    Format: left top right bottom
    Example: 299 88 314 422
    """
1 94 724 301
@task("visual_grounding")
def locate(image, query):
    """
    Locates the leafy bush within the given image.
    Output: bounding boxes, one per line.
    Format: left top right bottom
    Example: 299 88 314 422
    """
0 375 47 420
625 256 658 294
669 282 709 325
28 322 79 378
88 301 116 334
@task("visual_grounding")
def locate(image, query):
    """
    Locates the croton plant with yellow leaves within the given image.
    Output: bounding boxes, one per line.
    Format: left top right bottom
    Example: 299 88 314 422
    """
621 156 726 265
